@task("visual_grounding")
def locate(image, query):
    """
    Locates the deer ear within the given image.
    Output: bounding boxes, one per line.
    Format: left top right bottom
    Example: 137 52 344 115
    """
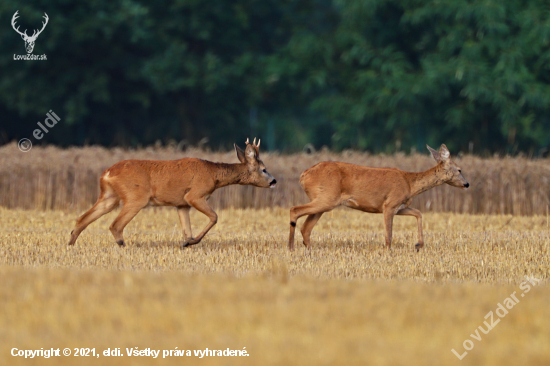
439 144 451 161
234 143 246 163
427 145 441 163
245 143 257 161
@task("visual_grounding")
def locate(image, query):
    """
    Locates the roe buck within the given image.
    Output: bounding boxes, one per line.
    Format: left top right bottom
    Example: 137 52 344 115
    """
288 144 469 251
68 138 276 247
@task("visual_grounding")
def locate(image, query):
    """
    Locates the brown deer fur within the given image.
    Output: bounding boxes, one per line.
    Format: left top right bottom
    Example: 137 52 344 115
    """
288 144 469 251
69 138 276 247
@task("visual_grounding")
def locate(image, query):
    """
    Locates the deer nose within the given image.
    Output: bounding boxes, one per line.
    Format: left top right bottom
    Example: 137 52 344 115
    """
270 179 277 187
464 183 470 188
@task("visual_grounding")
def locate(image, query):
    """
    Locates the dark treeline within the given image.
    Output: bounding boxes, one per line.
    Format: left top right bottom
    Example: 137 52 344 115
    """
2 0 550 154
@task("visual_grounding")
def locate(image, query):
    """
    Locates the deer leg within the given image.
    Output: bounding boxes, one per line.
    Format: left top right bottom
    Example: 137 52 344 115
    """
109 200 148 247
289 201 334 250
396 207 424 251
68 192 119 245
383 209 395 248
177 206 193 241
182 196 217 247
300 213 323 248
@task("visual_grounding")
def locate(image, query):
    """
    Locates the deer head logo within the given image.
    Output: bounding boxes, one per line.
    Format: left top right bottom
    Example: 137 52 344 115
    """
11 10 49 54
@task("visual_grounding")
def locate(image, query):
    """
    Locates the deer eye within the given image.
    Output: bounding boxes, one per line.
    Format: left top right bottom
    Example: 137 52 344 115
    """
458 169 462 173
262 169 267 173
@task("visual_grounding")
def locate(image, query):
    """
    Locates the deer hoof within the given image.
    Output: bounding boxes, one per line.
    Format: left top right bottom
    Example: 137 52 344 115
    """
415 243 424 252
182 238 196 248
68 231 75 246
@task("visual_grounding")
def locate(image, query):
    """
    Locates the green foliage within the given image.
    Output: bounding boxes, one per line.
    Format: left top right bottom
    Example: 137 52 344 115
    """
1 0 550 153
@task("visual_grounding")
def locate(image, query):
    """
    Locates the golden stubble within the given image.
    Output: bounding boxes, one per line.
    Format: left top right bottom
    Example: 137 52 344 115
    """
1 207 549 282
0 207 549 366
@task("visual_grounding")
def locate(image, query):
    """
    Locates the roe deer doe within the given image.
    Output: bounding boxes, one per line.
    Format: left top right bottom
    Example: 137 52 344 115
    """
288 144 468 251
69 138 276 247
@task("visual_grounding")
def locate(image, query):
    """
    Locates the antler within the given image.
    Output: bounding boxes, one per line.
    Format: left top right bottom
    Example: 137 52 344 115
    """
30 13 49 40
11 11 48 40
245 137 261 147
11 11 28 37
245 137 261 154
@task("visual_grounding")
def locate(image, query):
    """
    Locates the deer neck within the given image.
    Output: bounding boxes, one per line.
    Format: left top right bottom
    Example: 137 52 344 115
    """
213 163 249 188
406 164 446 197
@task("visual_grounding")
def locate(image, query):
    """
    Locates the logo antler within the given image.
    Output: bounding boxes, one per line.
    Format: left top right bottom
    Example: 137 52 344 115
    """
11 10 49 54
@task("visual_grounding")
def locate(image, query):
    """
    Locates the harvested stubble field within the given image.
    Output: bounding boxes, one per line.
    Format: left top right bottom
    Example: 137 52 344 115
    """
1 206 549 365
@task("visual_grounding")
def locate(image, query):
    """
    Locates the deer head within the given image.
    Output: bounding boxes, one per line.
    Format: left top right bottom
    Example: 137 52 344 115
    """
234 138 277 188
427 144 469 189
12 11 49 54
